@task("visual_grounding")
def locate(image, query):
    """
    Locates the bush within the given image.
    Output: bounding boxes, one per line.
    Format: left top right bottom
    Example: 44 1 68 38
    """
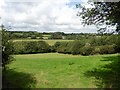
64 42 74 54
56 42 68 53
13 41 27 54
25 41 49 53
91 47 100 55
70 41 85 55
1 25 14 70
48 46 56 52
115 35 120 53
54 41 85 55
99 45 115 54
13 41 50 54
31 35 37 39
54 42 61 49
80 46 94 56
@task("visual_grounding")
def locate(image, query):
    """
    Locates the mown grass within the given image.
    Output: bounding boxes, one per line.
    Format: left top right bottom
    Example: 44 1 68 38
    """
13 39 74 46
6 53 118 88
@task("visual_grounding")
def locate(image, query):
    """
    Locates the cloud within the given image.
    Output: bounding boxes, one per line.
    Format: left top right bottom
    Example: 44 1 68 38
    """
0 0 97 33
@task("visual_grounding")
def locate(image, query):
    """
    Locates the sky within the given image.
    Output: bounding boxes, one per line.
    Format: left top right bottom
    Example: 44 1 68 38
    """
0 0 98 33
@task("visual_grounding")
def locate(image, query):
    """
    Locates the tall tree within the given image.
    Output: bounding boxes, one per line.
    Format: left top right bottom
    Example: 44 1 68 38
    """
77 1 120 33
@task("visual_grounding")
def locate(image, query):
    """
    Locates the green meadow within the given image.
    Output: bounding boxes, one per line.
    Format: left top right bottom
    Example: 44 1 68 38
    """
5 53 118 88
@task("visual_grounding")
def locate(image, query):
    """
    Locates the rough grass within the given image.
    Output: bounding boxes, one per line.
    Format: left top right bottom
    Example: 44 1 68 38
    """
6 53 118 88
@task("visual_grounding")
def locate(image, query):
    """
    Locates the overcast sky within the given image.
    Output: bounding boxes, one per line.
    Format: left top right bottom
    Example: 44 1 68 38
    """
0 0 98 33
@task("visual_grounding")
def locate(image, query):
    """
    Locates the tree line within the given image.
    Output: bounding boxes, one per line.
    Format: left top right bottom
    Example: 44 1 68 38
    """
12 34 119 55
7 31 114 40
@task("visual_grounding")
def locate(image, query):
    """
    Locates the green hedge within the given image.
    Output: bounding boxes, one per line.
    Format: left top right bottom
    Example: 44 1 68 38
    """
13 41 50 54
54 41 117 56
13 39 118 55
54 41 85 55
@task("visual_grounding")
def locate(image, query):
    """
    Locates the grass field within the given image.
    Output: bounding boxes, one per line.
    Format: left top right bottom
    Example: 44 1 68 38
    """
13 39 74 46
5 53 118 88
42 35 51 39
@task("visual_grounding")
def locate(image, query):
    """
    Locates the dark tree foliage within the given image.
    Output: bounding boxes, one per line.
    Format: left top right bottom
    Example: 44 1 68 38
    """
1 25 14 70
77 1 120 33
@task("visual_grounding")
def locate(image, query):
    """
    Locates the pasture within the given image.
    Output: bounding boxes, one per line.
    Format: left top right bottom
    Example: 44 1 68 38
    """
5 53 118 88
42 34 51 39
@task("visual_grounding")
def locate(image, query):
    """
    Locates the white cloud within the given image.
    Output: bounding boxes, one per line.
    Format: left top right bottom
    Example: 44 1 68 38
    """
0 0 97 33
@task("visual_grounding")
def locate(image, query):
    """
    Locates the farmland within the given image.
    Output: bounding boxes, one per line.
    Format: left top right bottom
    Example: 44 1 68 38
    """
2 31 120 88
5 53 119 88
1 1 120 89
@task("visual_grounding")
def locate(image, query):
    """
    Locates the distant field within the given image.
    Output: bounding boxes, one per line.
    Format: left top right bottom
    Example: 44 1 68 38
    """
6 53 117 88
13 39 74 45
42 35 51 39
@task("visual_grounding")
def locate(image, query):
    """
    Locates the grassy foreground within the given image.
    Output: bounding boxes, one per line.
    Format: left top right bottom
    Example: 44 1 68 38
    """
6 53 118 88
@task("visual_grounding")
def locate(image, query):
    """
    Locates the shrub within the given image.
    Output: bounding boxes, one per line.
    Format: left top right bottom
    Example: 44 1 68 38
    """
64 42 74 54
115 35 120 53
54 42 61 49
91 47 100 55
99 45 115 54
13 41 50 54
80 46 94 56
70 41 84 55
49 46 56 52
1 25 14 70
13 41 27 54
56 42 68 53
54 41 85 55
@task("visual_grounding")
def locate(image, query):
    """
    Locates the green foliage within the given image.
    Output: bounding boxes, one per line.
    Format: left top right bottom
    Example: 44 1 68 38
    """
99 45 115 54
13 41 50 54
54 41 85 55
13 41 26 54
9 31 43 39
54 42 61 48
80 45 94 56
1 25 14 70
49 32 63 39
90 36 107 46
57 42 68 53
91 47 101 55
70 41 85 55
49 46 56 52
115 34 120 53
54 35 118 55
77 2 120 32
31 35 37 39
12 33 119 55
25 41 49 54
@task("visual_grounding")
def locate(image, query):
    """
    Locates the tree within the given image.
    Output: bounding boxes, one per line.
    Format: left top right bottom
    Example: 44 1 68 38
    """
77 1 120 33
50 32 63 39
76 2 120 87
1 25 14 70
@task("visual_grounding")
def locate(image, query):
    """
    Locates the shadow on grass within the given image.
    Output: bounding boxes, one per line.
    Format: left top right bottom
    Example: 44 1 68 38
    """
84 54 120 88
2 69 37 89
